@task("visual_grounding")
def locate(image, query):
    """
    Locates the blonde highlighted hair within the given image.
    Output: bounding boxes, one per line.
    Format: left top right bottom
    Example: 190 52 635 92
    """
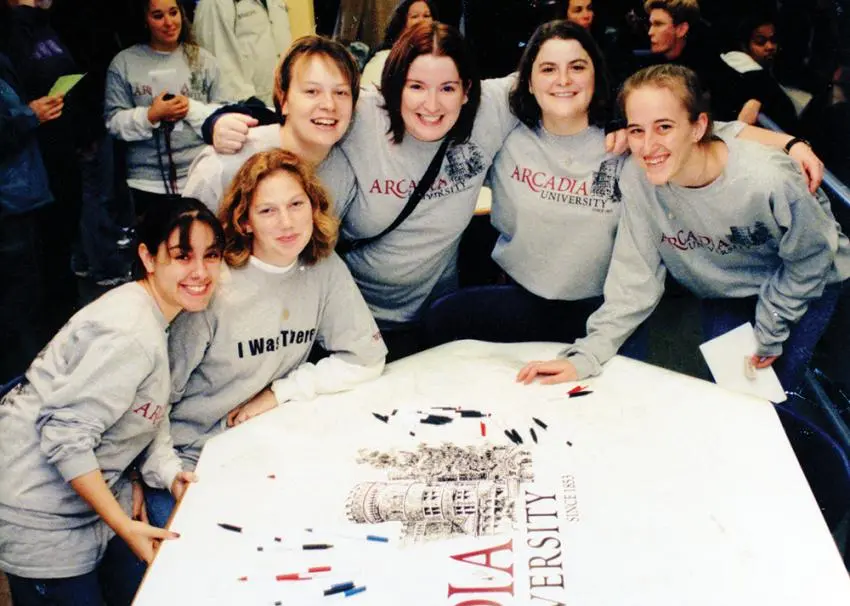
218 150 339 268
618 64 714 144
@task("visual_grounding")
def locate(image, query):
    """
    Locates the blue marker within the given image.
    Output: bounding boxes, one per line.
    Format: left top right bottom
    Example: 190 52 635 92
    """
366 535 389 543
344 586 366 597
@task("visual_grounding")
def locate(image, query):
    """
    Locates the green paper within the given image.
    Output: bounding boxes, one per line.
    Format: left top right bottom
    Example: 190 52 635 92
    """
48 73 85 97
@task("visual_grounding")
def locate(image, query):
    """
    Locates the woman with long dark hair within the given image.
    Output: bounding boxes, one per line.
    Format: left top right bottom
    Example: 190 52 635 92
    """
104 0 223 218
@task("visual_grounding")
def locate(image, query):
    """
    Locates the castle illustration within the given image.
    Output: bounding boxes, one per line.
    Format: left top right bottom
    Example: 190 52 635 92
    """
345 444 532 543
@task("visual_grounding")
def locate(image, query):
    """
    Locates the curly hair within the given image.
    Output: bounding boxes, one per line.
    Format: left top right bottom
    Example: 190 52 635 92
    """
218 150 339 268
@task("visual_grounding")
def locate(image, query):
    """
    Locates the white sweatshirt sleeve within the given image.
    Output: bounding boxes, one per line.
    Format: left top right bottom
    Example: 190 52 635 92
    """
104 57 158 142
182 148 226 213
270 357 385 404
271 255 387 403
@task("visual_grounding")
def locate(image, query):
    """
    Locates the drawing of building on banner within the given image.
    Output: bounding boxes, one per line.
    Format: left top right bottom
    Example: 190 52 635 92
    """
345 444 532 543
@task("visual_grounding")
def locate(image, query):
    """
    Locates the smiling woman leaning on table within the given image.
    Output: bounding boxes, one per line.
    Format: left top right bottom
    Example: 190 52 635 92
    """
518 64 850 393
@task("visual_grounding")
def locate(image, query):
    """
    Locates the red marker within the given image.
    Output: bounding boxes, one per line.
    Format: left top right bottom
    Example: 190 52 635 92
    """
567 385 587 395
480 421 487 437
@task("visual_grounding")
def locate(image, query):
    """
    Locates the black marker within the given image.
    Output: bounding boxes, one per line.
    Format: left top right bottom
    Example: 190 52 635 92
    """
569 391 593 398
218 522 242 533
504 429 520 445
530 427 538 443
459 410 488 418
323 581 355 596
510 429 524 444
303 543 334 550
372 412 389 423
420 414 453 425
532 417 548 430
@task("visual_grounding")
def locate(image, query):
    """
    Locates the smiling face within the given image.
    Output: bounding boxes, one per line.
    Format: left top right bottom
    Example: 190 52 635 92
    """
246 170 314 267
281 54 354 151
747 23 778 66
567 0 594 30
400 54 468 142
140 221 221 320
625 85 707 185
406 1 433 30
146 0 182 52
529 38 594 134
648 9 687 59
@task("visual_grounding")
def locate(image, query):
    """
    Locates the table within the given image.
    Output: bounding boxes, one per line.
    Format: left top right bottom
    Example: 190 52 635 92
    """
134 341 850 605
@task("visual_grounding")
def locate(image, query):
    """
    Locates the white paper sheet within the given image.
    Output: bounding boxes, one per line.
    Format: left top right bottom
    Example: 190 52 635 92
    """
699 322 787 402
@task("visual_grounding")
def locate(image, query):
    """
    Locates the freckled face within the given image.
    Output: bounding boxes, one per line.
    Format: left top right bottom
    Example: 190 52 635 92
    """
246 170 314 267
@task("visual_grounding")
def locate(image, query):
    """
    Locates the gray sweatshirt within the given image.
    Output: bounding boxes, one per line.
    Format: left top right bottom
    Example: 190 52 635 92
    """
183 124 358 217
489 121 746 300
168 254 387 468
339 76 519 324
104 44 223 193
561 138 850 378
0 283 183 531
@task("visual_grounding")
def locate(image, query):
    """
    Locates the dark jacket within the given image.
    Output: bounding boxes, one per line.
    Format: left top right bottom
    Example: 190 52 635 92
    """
0 53 53 218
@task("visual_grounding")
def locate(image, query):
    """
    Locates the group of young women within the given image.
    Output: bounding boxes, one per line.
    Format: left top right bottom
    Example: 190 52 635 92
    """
1 1 847 602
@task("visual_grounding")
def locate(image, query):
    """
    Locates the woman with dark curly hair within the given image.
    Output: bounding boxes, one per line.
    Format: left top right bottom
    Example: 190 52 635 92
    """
144 149 386 527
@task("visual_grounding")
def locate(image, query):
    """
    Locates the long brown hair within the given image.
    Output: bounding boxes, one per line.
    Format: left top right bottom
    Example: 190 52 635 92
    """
218 150 339 268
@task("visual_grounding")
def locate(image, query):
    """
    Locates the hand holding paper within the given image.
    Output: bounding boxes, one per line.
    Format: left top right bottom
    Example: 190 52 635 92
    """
699 323 787 402
48 73 85 97
28 95 64 124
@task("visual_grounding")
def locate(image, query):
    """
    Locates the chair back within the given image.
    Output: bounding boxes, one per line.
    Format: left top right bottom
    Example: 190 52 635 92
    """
775 402 850 533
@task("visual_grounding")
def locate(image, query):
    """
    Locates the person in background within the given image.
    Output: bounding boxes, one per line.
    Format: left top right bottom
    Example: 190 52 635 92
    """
184 35 359 216
105 0 223 218
566 0 594 30
719 13 802 131
0 51 55 383
518 64 849 393
193 0 291 105
361 0 436 87
145 150 386 527
642 0 759 122
0 198 224 606
1 0 107 323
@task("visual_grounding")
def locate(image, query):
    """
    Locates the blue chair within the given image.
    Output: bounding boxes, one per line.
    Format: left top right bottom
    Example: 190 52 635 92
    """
0 375 23 400
775 402 850 567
